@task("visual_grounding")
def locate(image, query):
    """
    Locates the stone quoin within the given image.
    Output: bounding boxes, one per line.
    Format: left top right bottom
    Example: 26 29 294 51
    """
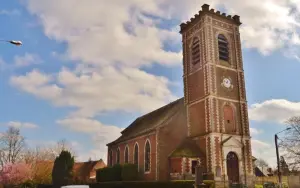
106 3 254 187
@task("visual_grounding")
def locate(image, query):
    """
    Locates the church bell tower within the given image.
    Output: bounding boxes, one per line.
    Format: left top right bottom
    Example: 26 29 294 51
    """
180 4 253 186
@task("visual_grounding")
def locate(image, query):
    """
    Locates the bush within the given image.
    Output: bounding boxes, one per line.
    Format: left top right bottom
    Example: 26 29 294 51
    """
121 164 139 181
96 164 123 182
20 180 36 188
203 180 215 188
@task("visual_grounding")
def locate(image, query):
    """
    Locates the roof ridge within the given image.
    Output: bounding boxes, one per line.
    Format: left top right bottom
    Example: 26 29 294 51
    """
120 97 183 134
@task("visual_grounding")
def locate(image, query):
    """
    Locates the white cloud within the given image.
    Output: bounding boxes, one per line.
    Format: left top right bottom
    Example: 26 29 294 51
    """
0 53 42 71
57 117 124 162
4 121 39 129
11 67 176 117
14 53 42 68
250 128 263 135
251 139 277 168
248 99 300 123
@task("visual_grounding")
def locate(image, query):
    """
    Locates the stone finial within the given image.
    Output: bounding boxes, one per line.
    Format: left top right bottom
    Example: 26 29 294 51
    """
227 15 232 19
202 4 210 11
222 13 226 16
216 11 221 15
210 9 215 13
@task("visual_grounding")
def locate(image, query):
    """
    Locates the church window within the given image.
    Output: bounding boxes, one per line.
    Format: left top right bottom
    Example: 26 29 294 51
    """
134 143 139 166
124 146 129 164
218 34 229 62
108 150 113 166
144 140 151 172
191 37 200 65
116 148 120 164
223 105 236 133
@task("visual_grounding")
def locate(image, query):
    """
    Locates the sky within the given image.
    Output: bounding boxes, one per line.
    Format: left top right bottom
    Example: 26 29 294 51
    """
1 0 300 168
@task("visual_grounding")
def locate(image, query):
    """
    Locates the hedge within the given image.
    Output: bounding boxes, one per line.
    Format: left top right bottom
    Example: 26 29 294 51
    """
89 181 202 188
37 181 212 188
96 164 139 182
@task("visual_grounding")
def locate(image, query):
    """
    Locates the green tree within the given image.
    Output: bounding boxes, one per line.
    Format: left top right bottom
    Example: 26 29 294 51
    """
52 150 74 186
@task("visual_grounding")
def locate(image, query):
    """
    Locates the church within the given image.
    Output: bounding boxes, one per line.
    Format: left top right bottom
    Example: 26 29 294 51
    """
107 4 254 187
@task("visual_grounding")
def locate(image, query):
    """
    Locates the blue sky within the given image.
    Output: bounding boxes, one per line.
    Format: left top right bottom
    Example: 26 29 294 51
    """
1 0 300 167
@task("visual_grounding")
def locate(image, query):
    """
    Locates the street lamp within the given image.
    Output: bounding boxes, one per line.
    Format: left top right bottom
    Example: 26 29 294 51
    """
275 127 291 188
0 39 22 46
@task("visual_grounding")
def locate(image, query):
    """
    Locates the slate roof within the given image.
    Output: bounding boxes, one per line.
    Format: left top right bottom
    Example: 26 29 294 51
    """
170 138 204 158
107 97 185 146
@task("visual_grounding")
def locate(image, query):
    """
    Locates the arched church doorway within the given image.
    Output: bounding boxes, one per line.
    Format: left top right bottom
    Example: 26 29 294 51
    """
226 152 239 183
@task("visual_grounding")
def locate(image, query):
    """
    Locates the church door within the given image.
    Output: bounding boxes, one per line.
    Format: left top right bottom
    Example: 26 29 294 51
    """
226 152 239 183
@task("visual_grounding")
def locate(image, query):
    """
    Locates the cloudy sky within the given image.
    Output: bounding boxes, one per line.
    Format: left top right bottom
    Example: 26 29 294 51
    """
1 0 300 167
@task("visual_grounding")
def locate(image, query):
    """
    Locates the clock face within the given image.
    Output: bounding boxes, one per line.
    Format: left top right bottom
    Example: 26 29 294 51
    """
222 78 232 88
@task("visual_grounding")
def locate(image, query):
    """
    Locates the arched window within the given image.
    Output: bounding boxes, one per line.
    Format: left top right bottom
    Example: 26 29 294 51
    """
134 143 139 166
144 140 151 172
109 150 113 166
218 34 229 62
223 105 235 133
191 37 200 65
116 148 120 164
124 146 129 164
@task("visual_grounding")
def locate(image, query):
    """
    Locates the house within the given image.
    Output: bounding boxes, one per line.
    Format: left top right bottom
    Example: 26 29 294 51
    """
73 159 106 183
107 3 254 187
33 159 106 183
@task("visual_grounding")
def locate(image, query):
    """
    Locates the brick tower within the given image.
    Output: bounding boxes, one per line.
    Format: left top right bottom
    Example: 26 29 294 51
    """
180 4 254 187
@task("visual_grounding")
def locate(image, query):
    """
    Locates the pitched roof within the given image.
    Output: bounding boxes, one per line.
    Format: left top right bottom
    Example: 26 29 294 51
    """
170 138 204 158
73 159 106 179
107 97 185 146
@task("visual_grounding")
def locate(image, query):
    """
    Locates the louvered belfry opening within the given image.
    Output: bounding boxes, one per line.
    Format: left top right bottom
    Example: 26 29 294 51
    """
218 34 229 61
191 37 200 65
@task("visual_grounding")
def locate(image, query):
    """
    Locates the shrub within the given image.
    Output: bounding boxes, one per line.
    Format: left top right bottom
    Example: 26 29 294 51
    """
255 185 263 188
203 180 215 188
96 164 123 182
20 180 36 188
112 164 122 181
121 164 139 181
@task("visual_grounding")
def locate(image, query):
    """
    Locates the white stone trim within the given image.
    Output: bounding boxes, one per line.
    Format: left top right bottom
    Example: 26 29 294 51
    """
124 144 129 163
181 157 186 174
189 95 246 107
144 138 151 174
155 129 159 180
112 131 156 146
133 142 139 171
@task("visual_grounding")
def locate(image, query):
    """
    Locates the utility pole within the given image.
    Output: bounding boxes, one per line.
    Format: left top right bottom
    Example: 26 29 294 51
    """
274 127 291 188
275 134 282 188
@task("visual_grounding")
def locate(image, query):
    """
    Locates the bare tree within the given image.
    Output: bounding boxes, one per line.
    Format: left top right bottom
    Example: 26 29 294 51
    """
0 127 25 167
50 139 77 158
279 116 300 170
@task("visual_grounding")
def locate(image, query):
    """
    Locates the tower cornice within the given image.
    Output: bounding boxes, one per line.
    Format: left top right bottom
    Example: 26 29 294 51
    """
179 4 242 34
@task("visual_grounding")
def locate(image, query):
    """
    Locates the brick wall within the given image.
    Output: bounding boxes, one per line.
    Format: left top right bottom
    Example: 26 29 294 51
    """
157 105 187 180
170 157 182 174
107 132 157 181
